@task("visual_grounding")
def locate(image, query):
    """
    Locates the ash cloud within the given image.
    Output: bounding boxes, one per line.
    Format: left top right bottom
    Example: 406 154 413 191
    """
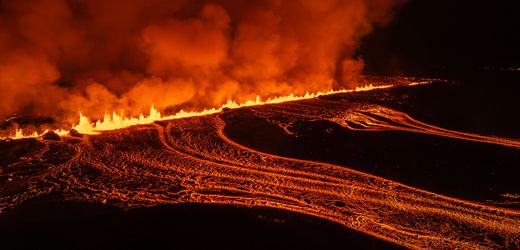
0 0 404 125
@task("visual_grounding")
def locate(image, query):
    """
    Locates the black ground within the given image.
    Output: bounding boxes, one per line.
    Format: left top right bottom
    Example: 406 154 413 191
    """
0 193 402 250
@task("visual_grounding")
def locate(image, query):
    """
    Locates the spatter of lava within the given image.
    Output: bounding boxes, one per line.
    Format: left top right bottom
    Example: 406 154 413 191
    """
3 84 394 139
1 89 520 249
2 77 434 140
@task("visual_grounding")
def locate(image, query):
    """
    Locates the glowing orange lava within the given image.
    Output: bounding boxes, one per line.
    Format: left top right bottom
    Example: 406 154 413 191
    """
2 82 520 248
3 83 395 139
1 100 519 249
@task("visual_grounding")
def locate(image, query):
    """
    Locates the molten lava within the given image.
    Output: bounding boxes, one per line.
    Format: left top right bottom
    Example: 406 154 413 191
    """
1 86 519 248
3 83 396 139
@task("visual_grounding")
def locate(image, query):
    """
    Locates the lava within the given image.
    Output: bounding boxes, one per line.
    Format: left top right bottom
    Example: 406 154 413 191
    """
335 105 520 149
2 83 395 139
1 88 519 249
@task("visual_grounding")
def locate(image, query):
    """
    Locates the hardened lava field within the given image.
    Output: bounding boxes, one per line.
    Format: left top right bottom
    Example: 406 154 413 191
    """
1 80 520 249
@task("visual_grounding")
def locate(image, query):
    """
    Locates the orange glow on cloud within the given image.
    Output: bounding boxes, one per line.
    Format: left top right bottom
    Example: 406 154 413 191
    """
0 0 405 132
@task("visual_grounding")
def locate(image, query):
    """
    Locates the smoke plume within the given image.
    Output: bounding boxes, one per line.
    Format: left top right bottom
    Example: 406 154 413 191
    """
0 0 404 126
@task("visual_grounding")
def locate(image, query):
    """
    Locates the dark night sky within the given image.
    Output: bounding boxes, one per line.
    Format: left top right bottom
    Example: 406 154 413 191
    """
360 0 520 75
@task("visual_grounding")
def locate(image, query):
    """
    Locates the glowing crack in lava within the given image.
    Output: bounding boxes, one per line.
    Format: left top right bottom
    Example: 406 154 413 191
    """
1 87 519 249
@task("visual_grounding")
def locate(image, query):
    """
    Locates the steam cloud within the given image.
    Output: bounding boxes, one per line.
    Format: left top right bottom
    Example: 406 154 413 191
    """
0 0 403 126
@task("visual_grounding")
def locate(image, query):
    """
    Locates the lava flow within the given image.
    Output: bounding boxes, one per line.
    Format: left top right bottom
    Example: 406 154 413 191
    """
3 83 397 140
1 85 519 249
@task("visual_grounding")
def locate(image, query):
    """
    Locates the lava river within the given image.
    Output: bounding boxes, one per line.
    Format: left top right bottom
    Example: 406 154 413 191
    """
1 93 519 249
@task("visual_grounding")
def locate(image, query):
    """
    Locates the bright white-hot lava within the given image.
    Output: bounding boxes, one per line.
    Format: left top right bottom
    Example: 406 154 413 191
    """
3 83 398 140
